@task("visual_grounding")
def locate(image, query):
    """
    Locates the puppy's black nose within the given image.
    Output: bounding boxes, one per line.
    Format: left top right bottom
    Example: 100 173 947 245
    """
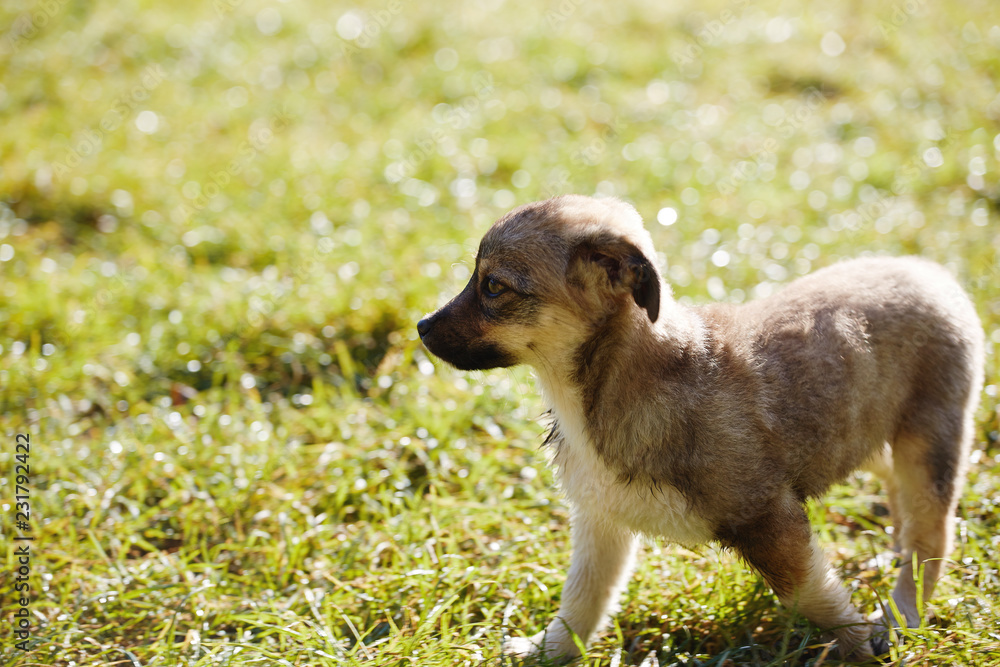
417 317 433 338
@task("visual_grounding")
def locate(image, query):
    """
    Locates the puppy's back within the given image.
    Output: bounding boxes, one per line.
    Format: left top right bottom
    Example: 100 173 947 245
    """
763 256 983 394
718 256 983 497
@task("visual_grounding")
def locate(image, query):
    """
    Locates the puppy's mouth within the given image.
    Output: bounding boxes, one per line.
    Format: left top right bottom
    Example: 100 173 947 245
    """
427 342 515 371
417 316 516 371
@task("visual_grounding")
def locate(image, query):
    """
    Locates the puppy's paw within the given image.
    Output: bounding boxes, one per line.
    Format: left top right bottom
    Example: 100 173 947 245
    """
502 628 580 664
832 636 875 662
869 632 891 657
866 607 891 655
502 634 542 659
825 624 876 662
866 604 914 655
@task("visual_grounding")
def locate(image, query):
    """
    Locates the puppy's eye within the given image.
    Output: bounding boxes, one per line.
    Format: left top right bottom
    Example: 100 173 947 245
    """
484 277 507 297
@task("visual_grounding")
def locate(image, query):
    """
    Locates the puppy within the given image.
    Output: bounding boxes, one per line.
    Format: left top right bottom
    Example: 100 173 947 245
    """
417 195 983 660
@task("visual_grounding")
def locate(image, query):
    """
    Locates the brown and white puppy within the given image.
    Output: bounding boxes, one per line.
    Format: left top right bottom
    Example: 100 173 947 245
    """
417 195 984 660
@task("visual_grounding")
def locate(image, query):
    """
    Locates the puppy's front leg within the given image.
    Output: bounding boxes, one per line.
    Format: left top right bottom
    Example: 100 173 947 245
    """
504 510 638 662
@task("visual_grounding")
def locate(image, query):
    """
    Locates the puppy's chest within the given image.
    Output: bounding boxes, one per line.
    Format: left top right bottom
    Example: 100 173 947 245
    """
549 422 711 545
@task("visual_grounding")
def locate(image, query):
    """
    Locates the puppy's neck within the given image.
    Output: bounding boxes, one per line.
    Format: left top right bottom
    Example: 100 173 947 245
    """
533 297 705 449
651 297 705 348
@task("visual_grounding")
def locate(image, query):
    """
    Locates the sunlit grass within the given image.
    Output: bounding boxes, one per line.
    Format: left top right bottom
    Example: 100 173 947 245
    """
1 0 999 664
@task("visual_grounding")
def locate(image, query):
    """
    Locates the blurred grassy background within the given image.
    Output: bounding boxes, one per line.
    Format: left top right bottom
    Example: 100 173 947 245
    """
1 0 999 664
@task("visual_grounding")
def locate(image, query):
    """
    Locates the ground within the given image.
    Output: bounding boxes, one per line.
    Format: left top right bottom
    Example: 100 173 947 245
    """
1 0 999 665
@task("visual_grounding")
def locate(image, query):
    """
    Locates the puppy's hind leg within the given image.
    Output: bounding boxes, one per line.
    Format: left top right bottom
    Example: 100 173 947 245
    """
719 494 873 659
885 422 970 630
504 510 639 662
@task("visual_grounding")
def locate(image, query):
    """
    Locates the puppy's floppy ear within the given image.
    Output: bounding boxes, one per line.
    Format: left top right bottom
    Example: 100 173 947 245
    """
628 251 661 323
568 235 662 322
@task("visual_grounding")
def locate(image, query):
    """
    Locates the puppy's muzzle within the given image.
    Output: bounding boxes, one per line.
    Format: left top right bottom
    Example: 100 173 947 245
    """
417 301 515 371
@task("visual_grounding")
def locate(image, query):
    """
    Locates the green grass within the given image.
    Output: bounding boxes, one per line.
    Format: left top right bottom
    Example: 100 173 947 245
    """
1 0 999 664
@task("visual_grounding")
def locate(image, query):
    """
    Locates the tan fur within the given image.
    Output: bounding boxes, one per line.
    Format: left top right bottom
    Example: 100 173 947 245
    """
416 195 984 661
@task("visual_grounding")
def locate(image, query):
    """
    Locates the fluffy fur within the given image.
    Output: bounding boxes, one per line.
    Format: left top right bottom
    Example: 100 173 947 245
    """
417 195 984 660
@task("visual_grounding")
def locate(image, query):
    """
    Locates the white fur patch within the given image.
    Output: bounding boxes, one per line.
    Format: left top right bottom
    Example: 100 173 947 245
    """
538 374 712 545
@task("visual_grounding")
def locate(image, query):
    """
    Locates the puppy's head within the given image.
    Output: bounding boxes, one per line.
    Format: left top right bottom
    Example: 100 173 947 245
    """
417 195 663 371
